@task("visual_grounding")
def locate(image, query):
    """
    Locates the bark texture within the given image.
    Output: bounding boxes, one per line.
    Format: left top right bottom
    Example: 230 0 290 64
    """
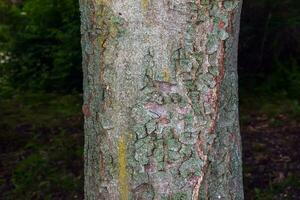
80 0 243 199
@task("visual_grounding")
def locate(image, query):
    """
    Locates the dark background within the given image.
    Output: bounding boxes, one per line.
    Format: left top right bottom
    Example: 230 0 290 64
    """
0 0 299 199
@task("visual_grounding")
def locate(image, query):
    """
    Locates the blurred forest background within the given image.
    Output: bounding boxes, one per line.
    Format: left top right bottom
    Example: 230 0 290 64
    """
0 0 299 199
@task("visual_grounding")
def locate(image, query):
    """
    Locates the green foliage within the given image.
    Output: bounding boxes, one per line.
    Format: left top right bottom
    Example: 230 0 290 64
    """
0 0 81 92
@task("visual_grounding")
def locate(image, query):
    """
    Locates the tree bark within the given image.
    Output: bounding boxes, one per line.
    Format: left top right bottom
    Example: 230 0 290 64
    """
80 0 243 199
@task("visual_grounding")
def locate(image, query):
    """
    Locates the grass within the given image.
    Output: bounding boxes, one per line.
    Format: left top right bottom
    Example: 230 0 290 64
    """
240 89 300 200
239 90 300 126
0 92 83 200
0 92 82 129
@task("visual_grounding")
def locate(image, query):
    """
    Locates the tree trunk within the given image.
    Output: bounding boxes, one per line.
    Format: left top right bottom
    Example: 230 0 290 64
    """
80 0 243 199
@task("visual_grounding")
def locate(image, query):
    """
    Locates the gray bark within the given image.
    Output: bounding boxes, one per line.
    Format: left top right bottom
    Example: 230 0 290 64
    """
80 0 243 199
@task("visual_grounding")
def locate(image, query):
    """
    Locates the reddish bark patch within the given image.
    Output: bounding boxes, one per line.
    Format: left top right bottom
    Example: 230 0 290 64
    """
176 106 191 115
204 90 215 105
219 21 225 29
156 82 177 94
158 116 170 124
144 103 167 117
82 104 92 117
188 175 200 186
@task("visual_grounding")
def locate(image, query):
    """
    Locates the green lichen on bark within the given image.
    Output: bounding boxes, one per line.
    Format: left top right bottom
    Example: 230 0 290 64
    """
81 0 243 199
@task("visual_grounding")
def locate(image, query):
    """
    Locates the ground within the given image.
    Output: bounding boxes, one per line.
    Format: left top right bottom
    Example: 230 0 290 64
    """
0 93 83 200
0 93 299 199
240 93 300 199
241 108 300 199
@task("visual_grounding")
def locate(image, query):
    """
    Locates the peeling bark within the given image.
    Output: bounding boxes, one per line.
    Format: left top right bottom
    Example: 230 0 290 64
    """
80 0 243 199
